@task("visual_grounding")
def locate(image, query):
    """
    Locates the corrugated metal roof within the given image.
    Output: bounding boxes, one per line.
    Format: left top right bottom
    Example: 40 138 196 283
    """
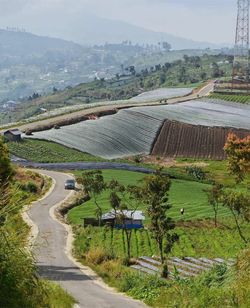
102 210 145 221
4 129 21 136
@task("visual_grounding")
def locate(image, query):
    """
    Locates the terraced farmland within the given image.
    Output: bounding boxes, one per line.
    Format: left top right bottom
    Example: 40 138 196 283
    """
131 256 235 279
152 121 250 159
27 99 250 159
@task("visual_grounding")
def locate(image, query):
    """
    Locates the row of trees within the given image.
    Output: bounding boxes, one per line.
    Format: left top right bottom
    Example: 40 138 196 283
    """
79 133 250 273
78 169 178 267
207 134 250 244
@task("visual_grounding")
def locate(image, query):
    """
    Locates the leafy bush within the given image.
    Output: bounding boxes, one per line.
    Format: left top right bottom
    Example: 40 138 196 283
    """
86 247 114 265
185 166 206 181
26 181 38 193
120 272 167 304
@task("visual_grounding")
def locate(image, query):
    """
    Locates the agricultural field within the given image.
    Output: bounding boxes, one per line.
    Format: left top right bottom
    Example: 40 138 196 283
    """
8 139 102 163
68 169 230 225
152 120 250 160
210 93 250 104
73 221 248 260
27 99 250 159
69 160 250 307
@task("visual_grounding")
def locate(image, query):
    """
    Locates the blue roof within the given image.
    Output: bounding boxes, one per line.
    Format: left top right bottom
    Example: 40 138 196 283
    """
102 210 145 221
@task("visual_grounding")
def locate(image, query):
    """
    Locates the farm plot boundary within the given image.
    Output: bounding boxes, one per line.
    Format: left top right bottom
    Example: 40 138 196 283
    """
151 120 250 160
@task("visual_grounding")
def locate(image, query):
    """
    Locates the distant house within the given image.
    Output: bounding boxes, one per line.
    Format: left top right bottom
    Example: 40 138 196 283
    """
101 210 145 229
3 129 22 142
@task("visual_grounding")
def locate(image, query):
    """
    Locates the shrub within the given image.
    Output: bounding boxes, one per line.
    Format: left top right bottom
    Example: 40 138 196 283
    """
86 247 113 265
185 166 206 181
26 181 38 193
134 155 143 164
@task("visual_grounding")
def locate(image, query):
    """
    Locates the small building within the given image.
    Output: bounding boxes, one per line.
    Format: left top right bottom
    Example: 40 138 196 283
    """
3 129 22 142
101 210 145 229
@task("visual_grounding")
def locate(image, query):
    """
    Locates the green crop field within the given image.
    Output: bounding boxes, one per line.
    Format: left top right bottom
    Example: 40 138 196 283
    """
210 93 250 104
74 221 248 259
8 139 103 163
68 170 230 225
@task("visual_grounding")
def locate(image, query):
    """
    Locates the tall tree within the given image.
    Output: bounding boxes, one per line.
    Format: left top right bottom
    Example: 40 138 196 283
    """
140 169 178 264
206 183 223 227
108 180 140 260
0 138 13 188
224 133 250 183
0 138 13 207
78 170 106 226
221 190 250 244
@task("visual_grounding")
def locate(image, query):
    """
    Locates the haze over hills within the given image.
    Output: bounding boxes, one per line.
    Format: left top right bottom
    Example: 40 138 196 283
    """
1 11 225 49
56 15 223 49
0 27 226 105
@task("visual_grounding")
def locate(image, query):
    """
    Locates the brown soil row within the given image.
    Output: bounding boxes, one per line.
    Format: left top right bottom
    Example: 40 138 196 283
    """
151 120 250 160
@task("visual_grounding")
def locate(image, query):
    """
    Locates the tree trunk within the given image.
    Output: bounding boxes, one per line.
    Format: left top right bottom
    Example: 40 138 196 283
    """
214 206 218 227
158 240 164 264
231 209 248 244
125 229 132 259
94 198 102 227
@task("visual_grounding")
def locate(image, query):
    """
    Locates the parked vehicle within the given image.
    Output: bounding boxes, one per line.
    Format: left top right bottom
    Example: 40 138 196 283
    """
64 179 76 190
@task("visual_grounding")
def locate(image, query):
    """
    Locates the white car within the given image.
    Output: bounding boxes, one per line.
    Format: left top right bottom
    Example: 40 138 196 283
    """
64 179 76 190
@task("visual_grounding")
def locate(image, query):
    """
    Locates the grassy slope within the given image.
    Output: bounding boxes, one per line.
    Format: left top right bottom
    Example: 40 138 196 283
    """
69 166 250 308
68 170 230 225
8 139 102 163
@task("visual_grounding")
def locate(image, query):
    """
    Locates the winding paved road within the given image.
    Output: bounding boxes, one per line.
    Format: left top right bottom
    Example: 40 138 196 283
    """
29 169 146 308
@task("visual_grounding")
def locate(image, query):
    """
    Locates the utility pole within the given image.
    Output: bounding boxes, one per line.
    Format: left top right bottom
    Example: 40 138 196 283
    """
232 0 250 91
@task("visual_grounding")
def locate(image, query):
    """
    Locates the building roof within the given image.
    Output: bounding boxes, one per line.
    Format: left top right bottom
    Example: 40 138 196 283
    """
102 210 145 221
4 129 21 136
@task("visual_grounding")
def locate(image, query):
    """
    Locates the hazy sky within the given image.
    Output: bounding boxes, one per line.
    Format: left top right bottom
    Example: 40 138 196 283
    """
0 0 236 43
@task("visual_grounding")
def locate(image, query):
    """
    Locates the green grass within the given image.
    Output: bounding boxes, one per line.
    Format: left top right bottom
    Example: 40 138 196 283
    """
70 165 250 307
8 138 103 163
68 169 230 225
74 221 249 260
174 158 250 187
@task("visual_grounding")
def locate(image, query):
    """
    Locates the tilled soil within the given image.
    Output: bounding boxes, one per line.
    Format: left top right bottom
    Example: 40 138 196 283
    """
152 120 250 160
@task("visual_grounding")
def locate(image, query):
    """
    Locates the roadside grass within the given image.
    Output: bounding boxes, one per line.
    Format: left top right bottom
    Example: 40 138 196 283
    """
1 168 75 308
68 169 229 225
8 138 103 163
73 221 249 261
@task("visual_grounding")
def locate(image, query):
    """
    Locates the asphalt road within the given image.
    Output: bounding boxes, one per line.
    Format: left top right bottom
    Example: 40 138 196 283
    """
29 169 146 308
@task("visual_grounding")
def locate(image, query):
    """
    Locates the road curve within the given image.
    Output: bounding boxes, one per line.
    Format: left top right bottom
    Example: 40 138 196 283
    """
29 169 146 308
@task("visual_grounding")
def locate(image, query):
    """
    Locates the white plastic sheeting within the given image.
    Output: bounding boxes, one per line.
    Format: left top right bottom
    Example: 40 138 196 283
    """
27 99 250 159
129 88 192 103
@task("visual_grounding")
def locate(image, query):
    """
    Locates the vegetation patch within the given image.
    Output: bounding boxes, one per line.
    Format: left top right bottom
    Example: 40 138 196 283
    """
68 170 229 225
8 139 102 163
0 139 75 307
210 93 250 104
